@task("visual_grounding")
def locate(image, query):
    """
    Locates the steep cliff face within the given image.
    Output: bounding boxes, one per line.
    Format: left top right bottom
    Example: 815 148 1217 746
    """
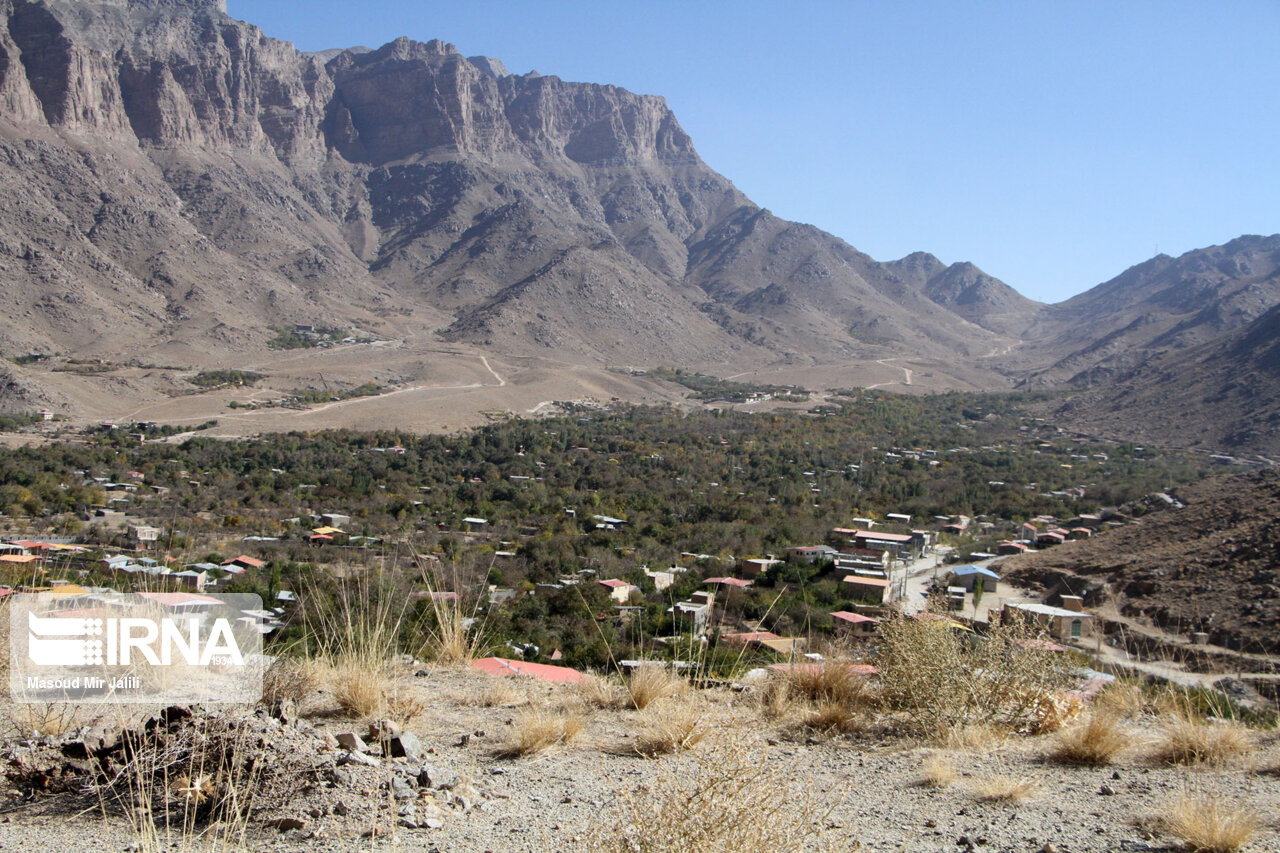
323 38 696 170
0 0 1013 368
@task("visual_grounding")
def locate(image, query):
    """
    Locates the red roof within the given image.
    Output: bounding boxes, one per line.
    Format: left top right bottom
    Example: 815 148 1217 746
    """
831 611 880 624
223 555 265 568
842 575 891 587
705 577 753 588
470 657 585 684
598 579 631 589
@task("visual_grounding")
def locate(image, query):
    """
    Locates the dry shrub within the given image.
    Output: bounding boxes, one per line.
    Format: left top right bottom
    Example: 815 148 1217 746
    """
940 722 1010 751
385 694 427 726
783 660 874 708
1093 682 1146 719
1029 690 1085 734
303 573 405 719
595 741 841 852
632 699 709 757
417 560 489 665
974 772 1040 803
919 754 957 788
1159 792 1260 853
259 656 320 707
495 709 583 758
575 675 622 709
5 701 79 737
104 713 268 852
801 699 865 736
1051 711 1130 766
877 609 1073 736
1153 717 1253 766
624 665 689 710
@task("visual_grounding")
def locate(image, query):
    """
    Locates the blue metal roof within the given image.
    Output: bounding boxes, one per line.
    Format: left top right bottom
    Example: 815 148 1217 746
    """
952 564 1001 579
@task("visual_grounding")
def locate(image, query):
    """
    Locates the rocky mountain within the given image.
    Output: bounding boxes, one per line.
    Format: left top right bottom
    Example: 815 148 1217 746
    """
1009 234 1280 386
883 252 1042 337
1050 301 1280 455
0 0 1015 368
1 0 1279 454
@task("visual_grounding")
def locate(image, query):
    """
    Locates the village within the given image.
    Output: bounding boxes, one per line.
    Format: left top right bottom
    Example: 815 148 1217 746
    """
0 400 1275 851
0 477 1138 688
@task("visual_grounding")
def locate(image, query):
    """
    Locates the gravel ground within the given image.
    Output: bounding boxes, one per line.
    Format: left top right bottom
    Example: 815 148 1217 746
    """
0 667 1277 852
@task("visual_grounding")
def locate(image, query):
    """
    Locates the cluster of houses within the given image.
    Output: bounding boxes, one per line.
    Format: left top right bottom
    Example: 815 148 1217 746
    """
995 512 1124 555
0 532 298 633
1 579 291 636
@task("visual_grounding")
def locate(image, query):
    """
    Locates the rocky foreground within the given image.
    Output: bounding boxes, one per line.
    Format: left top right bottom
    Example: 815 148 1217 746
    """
0 666 1277 852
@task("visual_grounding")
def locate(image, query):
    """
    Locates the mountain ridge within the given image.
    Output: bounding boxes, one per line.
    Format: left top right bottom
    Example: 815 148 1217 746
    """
0 1 1278 453
0 0 1017 369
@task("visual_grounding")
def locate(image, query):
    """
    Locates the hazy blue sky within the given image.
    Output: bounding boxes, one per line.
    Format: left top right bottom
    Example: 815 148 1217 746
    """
227 0 1278 303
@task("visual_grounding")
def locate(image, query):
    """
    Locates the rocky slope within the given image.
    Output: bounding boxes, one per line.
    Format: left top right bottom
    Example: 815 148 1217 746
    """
2 0 1280 454
1049 301 1280 454
0 0 1014 369
2 667 1278 852
885 252 1043 337
1010 234 1280 387
1003 469 1280 654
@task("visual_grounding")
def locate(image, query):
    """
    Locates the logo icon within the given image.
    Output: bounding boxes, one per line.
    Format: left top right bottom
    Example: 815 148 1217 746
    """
10 593 264 704
27 612 105 666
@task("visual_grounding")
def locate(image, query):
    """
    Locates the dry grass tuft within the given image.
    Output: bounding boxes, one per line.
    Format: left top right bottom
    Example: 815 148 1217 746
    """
782 660 874 708
303 573 405 719
259 656 320 707
327 661 387 719
632 700 709 757
1093 682 1146 719
476 680 527 708
494 709 584 758
417 560 489 665
939 722 1010 751
575 675 622 709
595 741 841 852
1051 711 1130 766
919 754 957 788
1153 717 1253 766
801 699 865 736
756 676 800 721
1159 792 1260 853
974 772 1041 803
624 665 689 710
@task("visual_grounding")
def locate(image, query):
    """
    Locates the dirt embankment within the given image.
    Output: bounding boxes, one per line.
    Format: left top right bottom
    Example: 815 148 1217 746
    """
1003 469 1280 657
